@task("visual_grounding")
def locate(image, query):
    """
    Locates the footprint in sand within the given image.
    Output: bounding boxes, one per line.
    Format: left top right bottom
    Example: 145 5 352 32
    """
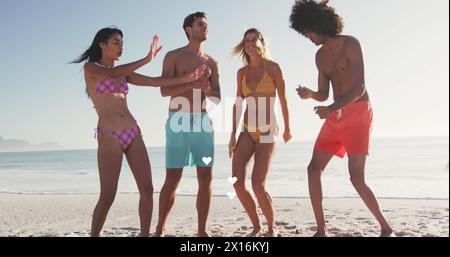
128 232 140 237
353 232 363 237
120 227 139 231
336 232 353 237
328 228 342 237
64 232 81 237
395 231 413 237
308 226 318 231
275 221 289 226
284 225 297 230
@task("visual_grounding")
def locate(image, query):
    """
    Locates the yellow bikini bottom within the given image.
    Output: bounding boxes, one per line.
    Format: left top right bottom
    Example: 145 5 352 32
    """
243 123 278 143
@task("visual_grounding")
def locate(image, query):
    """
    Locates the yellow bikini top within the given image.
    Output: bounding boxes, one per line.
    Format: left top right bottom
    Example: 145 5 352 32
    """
242 61 276 97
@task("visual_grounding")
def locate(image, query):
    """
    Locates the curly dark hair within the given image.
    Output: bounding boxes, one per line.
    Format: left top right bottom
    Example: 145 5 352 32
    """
289 0 344 37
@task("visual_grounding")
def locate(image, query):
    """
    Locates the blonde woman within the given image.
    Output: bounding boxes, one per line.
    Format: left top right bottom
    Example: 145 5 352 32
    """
229 28 292 237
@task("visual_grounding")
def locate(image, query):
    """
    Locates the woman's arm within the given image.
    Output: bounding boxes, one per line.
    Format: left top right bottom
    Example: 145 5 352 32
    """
84 35 162 80
229 68 245 158
272 63 292 143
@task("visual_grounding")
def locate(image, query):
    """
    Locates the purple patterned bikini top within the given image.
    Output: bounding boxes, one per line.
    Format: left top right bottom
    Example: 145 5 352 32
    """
94 62 129 95
96 77 129 95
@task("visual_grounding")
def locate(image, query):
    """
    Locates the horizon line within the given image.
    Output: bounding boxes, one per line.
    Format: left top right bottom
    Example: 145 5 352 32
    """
0 135 449 154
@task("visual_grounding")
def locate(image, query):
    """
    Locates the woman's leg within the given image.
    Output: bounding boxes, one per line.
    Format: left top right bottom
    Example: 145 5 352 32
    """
91 135 123 237
251 142 276 236
232 133 260 235
125 135 154 237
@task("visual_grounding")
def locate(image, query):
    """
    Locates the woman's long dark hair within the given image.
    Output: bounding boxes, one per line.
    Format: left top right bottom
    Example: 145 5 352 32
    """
72 27 123 97
72 27 123 64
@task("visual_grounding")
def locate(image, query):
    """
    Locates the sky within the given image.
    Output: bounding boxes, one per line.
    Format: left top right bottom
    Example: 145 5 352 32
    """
0 0 448 150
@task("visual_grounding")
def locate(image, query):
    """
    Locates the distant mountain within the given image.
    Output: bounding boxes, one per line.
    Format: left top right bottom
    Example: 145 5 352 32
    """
0 136 64 152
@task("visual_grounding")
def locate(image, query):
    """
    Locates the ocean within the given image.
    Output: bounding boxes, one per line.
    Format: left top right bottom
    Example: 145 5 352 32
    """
0 137 448 200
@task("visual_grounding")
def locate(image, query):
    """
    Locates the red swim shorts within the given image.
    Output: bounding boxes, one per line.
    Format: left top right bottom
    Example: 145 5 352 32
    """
314 101 373 158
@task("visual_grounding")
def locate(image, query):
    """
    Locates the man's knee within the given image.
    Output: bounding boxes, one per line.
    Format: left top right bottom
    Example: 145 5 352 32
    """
308 162 322 180
198 173 212 190
165 170 183 184
350 176 365 188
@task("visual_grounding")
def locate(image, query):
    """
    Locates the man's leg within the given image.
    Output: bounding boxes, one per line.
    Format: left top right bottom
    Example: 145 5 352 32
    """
155 168 183 236
307 151 334 237
196 167 212 237
348 154 393 236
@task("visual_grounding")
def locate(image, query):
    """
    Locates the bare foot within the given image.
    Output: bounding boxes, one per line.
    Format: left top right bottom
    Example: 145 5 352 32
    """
312 231 327 237
380 228 395 237
197 232 212 237
153 229 165 237
265 228 279 237
246 226 262 237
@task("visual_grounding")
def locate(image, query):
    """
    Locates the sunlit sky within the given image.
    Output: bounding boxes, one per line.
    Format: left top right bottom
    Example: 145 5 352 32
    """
0 0 448 149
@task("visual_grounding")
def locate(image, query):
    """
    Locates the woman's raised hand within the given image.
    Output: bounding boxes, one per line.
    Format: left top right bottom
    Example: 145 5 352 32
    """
147 35 163 62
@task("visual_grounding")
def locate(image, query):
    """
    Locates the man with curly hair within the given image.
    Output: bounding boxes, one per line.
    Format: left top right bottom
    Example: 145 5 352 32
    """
290 0 393 237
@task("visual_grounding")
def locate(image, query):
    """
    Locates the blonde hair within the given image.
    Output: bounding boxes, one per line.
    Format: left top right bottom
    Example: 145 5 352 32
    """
232 28 270 65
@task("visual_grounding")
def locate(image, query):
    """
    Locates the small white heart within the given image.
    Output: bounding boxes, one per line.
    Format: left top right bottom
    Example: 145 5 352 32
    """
202 157 212 165
227 192 237 200
228 177 238 185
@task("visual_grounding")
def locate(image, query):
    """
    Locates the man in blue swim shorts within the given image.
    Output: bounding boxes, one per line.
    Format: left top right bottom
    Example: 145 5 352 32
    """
155 12 221 237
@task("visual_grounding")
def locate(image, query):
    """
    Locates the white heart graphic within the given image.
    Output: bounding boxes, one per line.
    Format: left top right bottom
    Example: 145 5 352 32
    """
202 157 212 165
227 192 237 200
228 177 238 185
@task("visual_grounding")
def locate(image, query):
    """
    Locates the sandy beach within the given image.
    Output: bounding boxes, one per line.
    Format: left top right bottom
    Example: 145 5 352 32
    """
0 193 448 237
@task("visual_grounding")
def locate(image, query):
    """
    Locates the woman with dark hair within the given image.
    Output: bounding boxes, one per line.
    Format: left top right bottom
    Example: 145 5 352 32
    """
229 28 291 237
290 0 394 237
73 27 205 237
